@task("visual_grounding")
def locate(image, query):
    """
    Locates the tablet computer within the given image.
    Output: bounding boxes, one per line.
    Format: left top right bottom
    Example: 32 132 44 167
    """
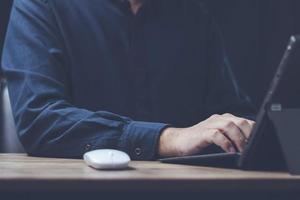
160 35 300 171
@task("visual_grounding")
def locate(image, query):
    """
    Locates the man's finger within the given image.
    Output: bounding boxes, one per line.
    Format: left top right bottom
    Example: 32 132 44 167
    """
216 120 247 152
222 113 255 124
222 113 255 138
205 129 236 153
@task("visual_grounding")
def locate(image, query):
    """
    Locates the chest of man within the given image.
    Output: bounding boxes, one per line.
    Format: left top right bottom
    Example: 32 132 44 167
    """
50 0 210 125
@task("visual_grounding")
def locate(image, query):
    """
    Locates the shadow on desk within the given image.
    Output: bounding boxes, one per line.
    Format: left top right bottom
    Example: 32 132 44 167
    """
2 190 300 200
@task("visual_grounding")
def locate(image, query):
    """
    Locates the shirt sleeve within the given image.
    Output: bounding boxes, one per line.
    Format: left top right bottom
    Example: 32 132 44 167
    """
1 0 168 160
203 15 256 120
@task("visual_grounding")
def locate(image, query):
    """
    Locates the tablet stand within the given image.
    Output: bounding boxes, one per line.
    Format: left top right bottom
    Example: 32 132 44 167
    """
268 109 300 175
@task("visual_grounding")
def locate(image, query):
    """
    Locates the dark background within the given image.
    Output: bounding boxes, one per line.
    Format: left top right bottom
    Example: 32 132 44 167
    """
1 0 300 151
0 0 12 72
202 0 300 107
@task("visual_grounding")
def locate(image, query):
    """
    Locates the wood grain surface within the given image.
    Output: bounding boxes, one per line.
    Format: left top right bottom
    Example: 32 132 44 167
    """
0 154 300 192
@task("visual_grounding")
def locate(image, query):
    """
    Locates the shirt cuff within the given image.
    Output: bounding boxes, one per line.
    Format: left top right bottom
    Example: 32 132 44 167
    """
120 121 169 160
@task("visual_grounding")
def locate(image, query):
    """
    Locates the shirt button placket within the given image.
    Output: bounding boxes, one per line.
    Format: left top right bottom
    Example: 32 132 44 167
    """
131 17 150 120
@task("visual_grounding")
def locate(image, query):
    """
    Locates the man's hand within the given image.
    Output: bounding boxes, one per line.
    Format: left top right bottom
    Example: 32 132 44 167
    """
158 113 255 157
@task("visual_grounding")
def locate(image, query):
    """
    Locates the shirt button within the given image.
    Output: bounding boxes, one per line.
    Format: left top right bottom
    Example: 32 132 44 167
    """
85 144 92 151
134 147 142 156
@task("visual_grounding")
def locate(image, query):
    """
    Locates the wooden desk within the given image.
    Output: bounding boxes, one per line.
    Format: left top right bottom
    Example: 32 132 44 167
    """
1 154 300 200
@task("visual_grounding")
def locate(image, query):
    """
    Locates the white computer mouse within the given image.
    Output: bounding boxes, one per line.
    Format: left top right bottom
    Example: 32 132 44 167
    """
83 149 131 170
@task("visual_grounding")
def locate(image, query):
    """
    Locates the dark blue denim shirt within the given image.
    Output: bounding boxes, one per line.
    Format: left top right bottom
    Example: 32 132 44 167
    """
1 0 255 160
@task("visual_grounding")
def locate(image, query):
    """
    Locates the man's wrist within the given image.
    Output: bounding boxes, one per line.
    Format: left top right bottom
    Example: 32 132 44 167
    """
158 127 182 158
121 121 170 160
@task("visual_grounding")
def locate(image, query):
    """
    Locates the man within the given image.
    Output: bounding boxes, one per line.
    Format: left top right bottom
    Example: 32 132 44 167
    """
2 0 255 160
